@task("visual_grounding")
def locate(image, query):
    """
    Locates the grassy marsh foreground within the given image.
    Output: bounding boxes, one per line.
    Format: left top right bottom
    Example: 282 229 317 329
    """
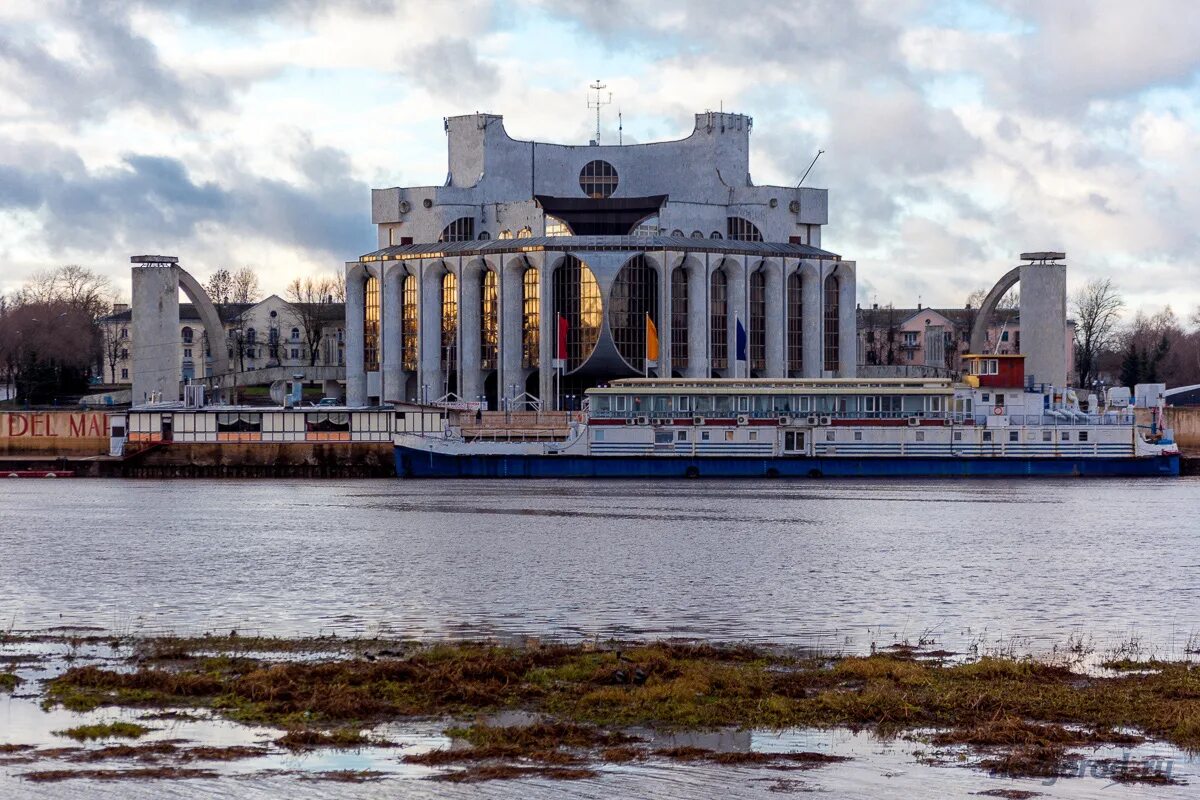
12 635 1199 783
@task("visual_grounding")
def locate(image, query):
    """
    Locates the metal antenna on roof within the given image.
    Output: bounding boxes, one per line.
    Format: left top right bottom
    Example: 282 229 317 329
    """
588 80 611 144
797 149 825 187
618 110 623 145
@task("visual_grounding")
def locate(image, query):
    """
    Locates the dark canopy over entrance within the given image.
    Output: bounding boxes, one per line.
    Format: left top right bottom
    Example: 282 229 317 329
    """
534 195 667 236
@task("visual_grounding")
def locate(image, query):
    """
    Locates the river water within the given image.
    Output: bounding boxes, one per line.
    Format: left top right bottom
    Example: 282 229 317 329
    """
2 477 1199 797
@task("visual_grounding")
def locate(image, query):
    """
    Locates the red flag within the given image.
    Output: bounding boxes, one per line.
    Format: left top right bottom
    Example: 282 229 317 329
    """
556 313 568 361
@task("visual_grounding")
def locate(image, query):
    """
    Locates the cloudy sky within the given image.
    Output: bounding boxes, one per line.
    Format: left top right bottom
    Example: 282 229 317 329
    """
1 0 1198 314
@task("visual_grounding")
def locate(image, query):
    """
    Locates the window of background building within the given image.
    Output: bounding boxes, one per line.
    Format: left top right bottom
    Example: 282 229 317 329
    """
727 216 763 242
579 160 618 199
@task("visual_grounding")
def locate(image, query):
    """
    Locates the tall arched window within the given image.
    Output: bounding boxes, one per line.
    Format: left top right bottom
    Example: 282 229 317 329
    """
552 256 602 371
824 273 839 373
290 327 300 341
517 226 532 238
787 272 803 374
710 270 728 372
364 276 380 372
438 217 474 242
481 270 498 370
749 269 766 373
522 268 539 368
441 272 458 375
181 326 193 344
727 217 763 242
609 255 658 372
402 274 417 371
670 267 688 370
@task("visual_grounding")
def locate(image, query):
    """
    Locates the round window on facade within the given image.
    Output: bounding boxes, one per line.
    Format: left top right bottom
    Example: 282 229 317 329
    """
579 160 618 199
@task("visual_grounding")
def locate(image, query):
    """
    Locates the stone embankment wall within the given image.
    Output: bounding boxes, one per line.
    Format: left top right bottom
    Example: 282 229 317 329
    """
0 411 109 456
1165 407 1200 452
121 442 395 478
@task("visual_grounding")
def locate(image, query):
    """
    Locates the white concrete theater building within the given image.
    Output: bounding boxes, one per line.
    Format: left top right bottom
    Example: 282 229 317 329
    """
343 111 857 409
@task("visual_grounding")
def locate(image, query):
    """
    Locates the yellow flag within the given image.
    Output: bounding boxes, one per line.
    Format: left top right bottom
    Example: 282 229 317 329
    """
645 313 659 363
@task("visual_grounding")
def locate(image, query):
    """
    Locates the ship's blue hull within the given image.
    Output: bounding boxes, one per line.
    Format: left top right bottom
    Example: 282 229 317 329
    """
395 447 1180 479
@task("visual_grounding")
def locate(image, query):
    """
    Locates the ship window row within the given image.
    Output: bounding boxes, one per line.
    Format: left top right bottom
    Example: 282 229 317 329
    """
593 393 945 416
970 358 1000 375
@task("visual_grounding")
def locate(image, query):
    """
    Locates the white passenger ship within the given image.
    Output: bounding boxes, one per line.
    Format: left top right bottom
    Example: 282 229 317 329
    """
394 354 1179 478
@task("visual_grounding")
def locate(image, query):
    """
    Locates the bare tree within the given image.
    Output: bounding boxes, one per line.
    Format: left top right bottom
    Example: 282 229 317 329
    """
231 267 261 304
1073 278 1124 388
966 287 1019 311
101 318 125 384
205 269 234 304
286 275 340 366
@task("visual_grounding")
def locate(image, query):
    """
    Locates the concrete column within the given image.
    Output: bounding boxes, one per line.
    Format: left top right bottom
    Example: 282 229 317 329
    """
800 260 822 378
764 259 786 378
726 257 746 379
838 261 857 378
1019 262 1068 388
132 264 181 405
381 262 403 404
419 260 444 404
459 260 483 404
686 256 709 379
539 256 554 409
345 264 367 407
499 255 525 407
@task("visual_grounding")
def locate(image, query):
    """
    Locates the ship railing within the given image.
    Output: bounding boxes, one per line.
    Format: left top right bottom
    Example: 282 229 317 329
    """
969 413 1136 426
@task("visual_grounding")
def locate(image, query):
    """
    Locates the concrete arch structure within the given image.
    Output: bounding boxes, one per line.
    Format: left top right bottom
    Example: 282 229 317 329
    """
131 257 232 405
968 266 1020 356
968 261 1067 388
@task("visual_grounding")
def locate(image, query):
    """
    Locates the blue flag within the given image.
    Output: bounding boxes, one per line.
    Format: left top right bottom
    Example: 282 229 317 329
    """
735 316 747 362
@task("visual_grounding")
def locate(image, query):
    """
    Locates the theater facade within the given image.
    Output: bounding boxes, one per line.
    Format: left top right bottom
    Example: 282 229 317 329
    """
344 111 856 409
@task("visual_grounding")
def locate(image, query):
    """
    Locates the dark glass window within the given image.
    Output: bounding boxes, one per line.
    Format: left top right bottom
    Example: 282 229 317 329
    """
727 216 763 242
552 256 602 371
710 270 728 371
579 160 618 199
609 255 658 373
481 270 498 370
824 274 839 373
787 272 803 373
438 217 475 242
749 270 766 373
671 267 688 370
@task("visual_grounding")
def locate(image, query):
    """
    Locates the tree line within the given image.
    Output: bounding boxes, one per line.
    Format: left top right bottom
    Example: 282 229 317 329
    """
1072 279 1200 390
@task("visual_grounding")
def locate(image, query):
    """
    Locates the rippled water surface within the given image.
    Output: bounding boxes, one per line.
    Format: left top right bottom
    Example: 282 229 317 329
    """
2 477 1198 654
2 477 1200 798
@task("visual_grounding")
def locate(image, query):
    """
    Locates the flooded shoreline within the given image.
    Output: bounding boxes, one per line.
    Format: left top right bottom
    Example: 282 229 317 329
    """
1 632 1197 797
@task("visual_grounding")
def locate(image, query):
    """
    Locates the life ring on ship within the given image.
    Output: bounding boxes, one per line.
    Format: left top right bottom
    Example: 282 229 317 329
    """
992 406 1004 415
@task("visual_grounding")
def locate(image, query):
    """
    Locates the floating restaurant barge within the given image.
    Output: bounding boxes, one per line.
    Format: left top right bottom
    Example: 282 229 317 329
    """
395 355 1180 478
